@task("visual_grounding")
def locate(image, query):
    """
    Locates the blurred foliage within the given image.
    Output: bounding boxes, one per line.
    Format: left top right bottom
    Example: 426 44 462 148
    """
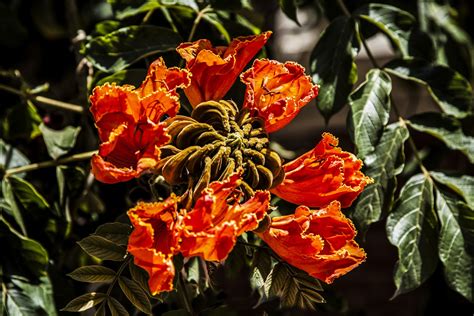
0 0 473 314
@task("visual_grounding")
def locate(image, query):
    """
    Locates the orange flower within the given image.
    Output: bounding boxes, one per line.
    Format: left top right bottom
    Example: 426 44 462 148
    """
177 32 271 107
90 58 190 183
241 59 319 133
91 121 169 184
127 196 183 295
180 172 270 261
258 201 366 283
271 133 372 208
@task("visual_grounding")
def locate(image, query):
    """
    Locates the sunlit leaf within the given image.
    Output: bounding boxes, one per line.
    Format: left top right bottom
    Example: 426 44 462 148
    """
61 292 106 312
82 26 182 73
348 68 392 160
385 59 473 118
310 16 360 122
407 112 474 163
386 174 438 297
39 123 81 159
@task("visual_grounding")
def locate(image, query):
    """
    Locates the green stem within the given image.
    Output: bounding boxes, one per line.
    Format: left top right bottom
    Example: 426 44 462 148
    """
0 83 84 113
160 7 179 33
4 150 97 177
187 6 212 42
107 256 132 296
178 271 194 315
142 8 156 24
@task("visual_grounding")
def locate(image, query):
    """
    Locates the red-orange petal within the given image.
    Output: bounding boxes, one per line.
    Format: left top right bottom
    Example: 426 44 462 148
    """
177 32 271 106
271 133 373 208
258 201 366 283
180 172 270 261
241 59 319 133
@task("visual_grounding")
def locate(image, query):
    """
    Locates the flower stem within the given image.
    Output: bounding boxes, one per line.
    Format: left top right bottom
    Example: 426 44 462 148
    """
4 150 97 177
0 83 84 113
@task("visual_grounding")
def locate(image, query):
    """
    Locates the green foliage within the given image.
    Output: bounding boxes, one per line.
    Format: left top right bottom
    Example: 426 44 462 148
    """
78 235 127 261
39 123 81 159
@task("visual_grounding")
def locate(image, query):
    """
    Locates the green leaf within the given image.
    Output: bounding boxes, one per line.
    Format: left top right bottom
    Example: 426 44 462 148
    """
279 0 300 26
430 171 474 208
78 235 127 261
2 101 42 141
95 69 147 87
386 174 438 297
68 265 116 283
95 222 132 245
202 12 231 43
39 123 81 159
349 122 409 234
267 263 324 310
435 187 474 302
94 20 122 36
107 297 130 316
310 16 360 122
348 68 392 160
355 3 415 57
385 59 473 118
406 112 474 163
118 276 152 314
4 275 57 316
112 0 198 20
129 261 150 293
0 139 29 172
0 219 49 277
61 292 106 312
83 26 182 73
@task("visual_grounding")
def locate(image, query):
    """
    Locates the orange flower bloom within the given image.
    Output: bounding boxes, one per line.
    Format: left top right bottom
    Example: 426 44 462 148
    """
177 32 271 107
258 201 366 283
180 172 270 261
127 197 183 295
90 58 190 183
271 133 372 208
241 59 319 133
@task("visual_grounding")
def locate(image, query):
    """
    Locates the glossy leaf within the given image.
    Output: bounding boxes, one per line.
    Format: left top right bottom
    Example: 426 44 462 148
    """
348 68 392 160
78 235 127 261
431 171 474 208
39 123 81 159
355 3 415 57
67 265 116 283
386 174 438 297
310 16 360 122
349 123 409 234
435 187 474 302
118 276 152 314
61 292 106 312
82 26 182 73
267 263 325 310
385 59 473 118
407 112 474 163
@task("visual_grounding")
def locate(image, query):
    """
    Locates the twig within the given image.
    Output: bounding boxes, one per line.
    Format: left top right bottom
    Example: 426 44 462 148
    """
4 150 97 177
0 83 84 113
187 5 212 43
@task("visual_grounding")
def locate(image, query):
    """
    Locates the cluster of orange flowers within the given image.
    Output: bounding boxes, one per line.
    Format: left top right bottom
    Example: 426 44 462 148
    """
89 31 372 295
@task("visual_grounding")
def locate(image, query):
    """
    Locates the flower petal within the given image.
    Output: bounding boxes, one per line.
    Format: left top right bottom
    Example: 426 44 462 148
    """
180 172 270 261
241 59 319 133
271 133 373 208
258 201 366 284
177 32 271 106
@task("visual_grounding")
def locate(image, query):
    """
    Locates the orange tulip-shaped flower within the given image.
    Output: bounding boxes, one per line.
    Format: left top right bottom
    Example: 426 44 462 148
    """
180 172 270 261
258 201 366 283
177 32 271 106
241 59 319 133
90 59 190 183
272 133 372 208
127 196 183 295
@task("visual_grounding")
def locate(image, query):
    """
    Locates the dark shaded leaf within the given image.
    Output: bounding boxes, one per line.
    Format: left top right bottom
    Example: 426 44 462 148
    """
83 26 182 73
349 123 409 234
310 16 360 121
407 112 474 163
129 261 150 293
78 235 127 261
435 187 474 302
279 0 300 26
107 297 129 316
431 171 474 207
95 222 132 246
355 4 415 57
385 59 473 118
68 265 116 283
61 292 106 312
386 174 438 297
39 123 81 159
95 69 147 87
118 276 152 314
348 68 392 160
